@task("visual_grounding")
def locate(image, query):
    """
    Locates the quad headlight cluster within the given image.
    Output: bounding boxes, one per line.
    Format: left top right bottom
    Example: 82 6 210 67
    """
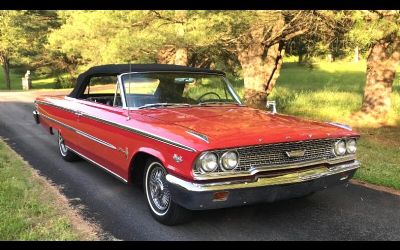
334 138 357 156
196 151 239 173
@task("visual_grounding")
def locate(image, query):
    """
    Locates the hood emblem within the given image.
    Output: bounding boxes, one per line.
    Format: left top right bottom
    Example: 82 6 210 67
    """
285 149 306 158
186 130 209 143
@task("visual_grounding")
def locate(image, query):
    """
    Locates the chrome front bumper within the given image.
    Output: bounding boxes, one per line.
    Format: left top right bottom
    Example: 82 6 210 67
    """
166 160 360 210
33 110 40 124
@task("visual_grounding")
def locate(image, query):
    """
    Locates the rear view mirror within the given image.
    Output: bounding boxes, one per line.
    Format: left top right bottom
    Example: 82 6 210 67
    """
266 100 277 114
175 78 195 84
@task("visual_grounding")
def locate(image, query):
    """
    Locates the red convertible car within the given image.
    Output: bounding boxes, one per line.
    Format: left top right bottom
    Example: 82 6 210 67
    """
33 64 360 225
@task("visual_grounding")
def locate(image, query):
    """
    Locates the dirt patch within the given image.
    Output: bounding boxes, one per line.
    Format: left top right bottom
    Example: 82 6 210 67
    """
350 179 400 196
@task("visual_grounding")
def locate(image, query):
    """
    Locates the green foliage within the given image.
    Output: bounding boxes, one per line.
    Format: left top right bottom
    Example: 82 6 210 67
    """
0 10 59 89
0 10 58 64
54 75 75 89
0 11 29 60
47 10 229 70
348 11 400 48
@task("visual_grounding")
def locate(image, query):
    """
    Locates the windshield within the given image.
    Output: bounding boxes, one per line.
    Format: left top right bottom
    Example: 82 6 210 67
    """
120 72 242 109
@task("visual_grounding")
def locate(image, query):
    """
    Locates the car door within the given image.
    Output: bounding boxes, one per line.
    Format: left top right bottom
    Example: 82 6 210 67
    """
73 76 130 180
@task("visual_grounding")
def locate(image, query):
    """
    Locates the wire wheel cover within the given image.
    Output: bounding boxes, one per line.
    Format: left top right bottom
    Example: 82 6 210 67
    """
148 165 171 212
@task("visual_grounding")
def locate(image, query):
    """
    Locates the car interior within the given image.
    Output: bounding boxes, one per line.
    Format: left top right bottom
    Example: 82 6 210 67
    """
78 74 233 108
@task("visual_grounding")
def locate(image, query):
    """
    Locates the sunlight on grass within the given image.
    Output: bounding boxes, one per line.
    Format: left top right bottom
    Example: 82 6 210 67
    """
0 140 95 240
355 127 400 190
0 69 24 90
253 60 399 126
31 76 58 89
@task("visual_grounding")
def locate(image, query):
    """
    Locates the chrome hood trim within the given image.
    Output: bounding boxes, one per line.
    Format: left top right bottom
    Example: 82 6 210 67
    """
186 130 209 143
326 122 352 131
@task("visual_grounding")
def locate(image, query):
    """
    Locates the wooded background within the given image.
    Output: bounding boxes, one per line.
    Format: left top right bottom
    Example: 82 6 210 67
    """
1 10 399 124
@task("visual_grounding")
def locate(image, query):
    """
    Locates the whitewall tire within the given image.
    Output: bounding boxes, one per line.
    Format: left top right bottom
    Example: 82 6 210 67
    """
143 159 191 225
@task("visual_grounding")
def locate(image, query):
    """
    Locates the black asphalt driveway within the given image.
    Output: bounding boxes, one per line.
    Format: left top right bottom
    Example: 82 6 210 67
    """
0 91 399 240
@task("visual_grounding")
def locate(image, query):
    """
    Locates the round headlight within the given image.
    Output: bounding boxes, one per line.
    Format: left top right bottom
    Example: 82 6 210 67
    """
198 152 218 173
346 139 357 154
220 151 239 170
334 140 346 156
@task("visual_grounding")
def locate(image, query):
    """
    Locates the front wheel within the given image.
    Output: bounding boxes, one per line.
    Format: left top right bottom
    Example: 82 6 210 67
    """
58 132 79 162
144 160 191 225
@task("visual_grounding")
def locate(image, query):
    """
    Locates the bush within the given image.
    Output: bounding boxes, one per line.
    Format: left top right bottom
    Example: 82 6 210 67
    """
54 75 75 89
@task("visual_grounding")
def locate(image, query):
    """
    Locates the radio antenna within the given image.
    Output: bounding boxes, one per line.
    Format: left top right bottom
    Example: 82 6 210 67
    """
126 62 132 121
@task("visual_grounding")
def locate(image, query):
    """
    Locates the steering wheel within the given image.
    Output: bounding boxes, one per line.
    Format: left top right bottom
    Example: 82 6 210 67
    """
197 92 222 102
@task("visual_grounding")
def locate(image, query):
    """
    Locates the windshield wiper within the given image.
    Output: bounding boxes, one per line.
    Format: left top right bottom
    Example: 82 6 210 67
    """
137 103 191 109
197 101 243 106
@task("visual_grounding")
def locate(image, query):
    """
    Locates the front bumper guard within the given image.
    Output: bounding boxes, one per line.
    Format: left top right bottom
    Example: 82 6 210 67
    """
166 160 360 210
33 110 40 124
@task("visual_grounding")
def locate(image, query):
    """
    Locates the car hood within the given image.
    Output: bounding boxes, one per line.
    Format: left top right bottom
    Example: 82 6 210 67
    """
137 106 358 149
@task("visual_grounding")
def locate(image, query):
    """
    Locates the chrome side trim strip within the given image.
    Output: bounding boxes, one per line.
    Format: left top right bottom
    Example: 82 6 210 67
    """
75 130 117 150
39 112 76 132
35 100 196 152
82 112 196 152
166 160 360 192
39 112 117 150
66 146 128 183
35 100 75 114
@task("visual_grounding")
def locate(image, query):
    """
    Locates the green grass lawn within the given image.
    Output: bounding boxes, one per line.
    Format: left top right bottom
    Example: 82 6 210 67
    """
354 127 400 190
0 139 97 240
0 69 58 90
0 69 24 90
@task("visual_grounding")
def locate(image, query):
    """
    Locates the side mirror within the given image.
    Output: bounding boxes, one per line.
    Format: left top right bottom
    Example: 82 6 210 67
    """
266 100 277 114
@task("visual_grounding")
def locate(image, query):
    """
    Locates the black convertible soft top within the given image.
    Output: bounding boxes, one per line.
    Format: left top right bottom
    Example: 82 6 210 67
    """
69 64 225 98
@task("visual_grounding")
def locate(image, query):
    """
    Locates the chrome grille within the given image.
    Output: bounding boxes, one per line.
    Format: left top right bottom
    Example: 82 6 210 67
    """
202 139 337 174
234 139 336 171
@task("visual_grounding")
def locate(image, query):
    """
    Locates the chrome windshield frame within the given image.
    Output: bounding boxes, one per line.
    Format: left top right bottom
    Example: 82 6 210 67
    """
117 71 244 110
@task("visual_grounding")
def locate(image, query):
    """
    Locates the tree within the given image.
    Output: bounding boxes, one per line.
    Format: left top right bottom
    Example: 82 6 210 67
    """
0 11 28 89
349 11 400 122
0 10 58 89
208 10 334 109
285 11 353 64
149 10 225 67
48 10 226 76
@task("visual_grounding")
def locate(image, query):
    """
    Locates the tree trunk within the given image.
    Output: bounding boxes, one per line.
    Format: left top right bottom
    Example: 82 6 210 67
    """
156 45 176 64
354 46 360 63
358 36 400 120
327 53 333 62
298 53 303 64
174 47 188 66
265 42 284 94
0 55 11 90
156 46 188 66
156 11 188 66
237 14 285 109
238 41 284 109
